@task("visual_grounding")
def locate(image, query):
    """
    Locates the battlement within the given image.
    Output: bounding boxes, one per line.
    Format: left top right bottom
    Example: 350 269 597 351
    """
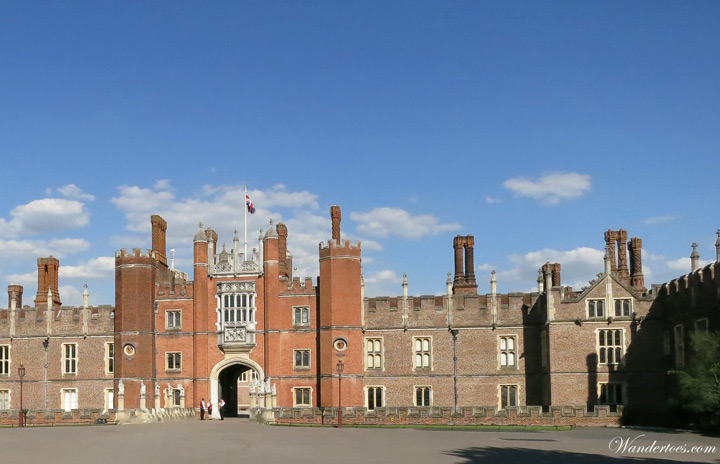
0 304 114 337
660 261 719 297
116 248 157 259
319 239 361 252
282 276 315 294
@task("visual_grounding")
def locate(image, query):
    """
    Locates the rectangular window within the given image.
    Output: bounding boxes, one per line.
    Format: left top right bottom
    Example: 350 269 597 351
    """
0 390 9 409
588 299 605 318
173 389 182 407
614 299 631 317
293 307 310 326
61 388 78 412
366 386 384 410
166 352 182 371
166 310 182 329
0 345 9 376
414 386 432 406
598 329 624 365
105 343 114 375
293 387 312 407
674 325 685 368
499 336 517 368
240 370 258 382
293 349 311 369
500 385 518 409
366 338 383 370
62 343 78 375
413 337 431 369
599 383 624 405
104 388 114 411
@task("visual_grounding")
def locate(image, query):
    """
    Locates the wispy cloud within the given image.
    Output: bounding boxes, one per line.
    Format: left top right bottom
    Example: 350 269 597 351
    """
485 196 501 204
350 207 461 239
644 215 677 225
503 172 591 205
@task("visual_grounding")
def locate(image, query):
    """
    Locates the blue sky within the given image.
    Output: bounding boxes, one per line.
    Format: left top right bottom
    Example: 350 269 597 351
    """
1 1 719 306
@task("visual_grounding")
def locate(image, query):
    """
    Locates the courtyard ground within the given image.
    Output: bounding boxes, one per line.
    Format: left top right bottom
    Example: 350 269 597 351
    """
0 419 717 464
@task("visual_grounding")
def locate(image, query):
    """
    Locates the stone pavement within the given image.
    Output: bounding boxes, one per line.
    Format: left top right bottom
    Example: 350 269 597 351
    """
0 419 717 464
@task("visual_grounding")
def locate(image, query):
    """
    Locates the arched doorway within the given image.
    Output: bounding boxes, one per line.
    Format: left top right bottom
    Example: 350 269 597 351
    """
212 359 263 418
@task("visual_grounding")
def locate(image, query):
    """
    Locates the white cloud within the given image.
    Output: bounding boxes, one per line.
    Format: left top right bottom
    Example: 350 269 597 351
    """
57 184 95 201
503 172 591 205
60 257 115 280
350 207 461 239
665 257 713 273
485 196 501 204
643 215 677 225
363 269 404 296
0 238 90 260
5 271 36 288
496 246 605 291
8 198 90 235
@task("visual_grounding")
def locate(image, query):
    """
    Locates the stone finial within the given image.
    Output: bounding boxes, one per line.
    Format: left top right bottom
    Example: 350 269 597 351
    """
446 272 452 295
537 269 544 293
604 246 612 275
691 242 700 272
402 273 408 299
83 284 89 309
170 248 175 270
715 229 720 262
490 270 497 295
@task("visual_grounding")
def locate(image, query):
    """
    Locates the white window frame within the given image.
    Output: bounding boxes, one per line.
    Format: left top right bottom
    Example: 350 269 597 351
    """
61 388 78 412
499 335 517 368
293 349 311 369
598 382 625 405
293 306 310 326
0 345 9 376
292 386 313 407
587 299 605 318
239 370 258 382
0 389 9 409
365 386 385 410
104 388 114 411
413 337 432 370
166 351 182 372
674 324 685 368
166 309 182 330
695 318 709 332
500 385 519 409
365 337 383 370
62 343 78 375
613 299 632 317
105 342 114 375
597 328 625 365
414 385 432 406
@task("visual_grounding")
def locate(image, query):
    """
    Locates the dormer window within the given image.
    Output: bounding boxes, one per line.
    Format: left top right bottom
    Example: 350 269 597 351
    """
587 299 605 318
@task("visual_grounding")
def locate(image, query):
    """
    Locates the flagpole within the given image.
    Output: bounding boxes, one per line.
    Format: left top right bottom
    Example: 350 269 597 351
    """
244 185 248 261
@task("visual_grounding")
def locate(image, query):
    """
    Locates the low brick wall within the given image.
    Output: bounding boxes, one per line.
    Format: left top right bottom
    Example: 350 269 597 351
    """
0 409 115 427
273 405 623 427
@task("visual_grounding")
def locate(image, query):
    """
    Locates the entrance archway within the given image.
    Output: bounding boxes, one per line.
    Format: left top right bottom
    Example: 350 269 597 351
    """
211 358 263 419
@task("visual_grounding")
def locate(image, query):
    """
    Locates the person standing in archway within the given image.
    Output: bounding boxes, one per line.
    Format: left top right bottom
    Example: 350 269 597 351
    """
200 398 207 420
219 398 226 420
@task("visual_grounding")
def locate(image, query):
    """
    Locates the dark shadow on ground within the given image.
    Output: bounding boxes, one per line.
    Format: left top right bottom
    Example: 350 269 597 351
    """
444 446 715 464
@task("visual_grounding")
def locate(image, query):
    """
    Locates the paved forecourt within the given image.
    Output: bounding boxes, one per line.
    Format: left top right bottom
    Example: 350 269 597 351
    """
0 420 717 464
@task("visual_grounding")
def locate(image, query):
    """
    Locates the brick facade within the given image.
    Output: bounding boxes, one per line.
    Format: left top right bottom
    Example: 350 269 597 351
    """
0 210 717 427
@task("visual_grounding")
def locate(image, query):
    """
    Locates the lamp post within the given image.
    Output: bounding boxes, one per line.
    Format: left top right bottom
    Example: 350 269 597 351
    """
336 359 344 428
43 338 49 409
18 364 25 428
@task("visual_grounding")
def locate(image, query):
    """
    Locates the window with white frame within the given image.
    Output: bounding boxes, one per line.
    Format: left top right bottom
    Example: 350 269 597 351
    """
293 306 310 326
413 337 431 369
62 343 78 375
0 390 9 409
61 388 78 412
293 387 312 407
166 310 182 329
173 388 182 406
414 386 432 406
104 388 114 411
221 292 255 324
499 336 517 368
294 349 311 369
366 386 384 410
500 385 518 409
239 370 258 382
105 342 114 375
587 299 605 318
166 352 182 371
614 299 631 317
0 345 9 376
674 324 685 368
598 329 624 365
598 382 624 405
366 338 383 370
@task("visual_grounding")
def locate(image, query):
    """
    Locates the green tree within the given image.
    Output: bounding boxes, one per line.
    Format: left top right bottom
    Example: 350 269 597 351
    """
675 330 720 430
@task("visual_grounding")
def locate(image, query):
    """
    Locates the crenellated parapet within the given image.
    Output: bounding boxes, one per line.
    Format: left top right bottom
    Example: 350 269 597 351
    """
318 239 362 259
0 304 114 337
